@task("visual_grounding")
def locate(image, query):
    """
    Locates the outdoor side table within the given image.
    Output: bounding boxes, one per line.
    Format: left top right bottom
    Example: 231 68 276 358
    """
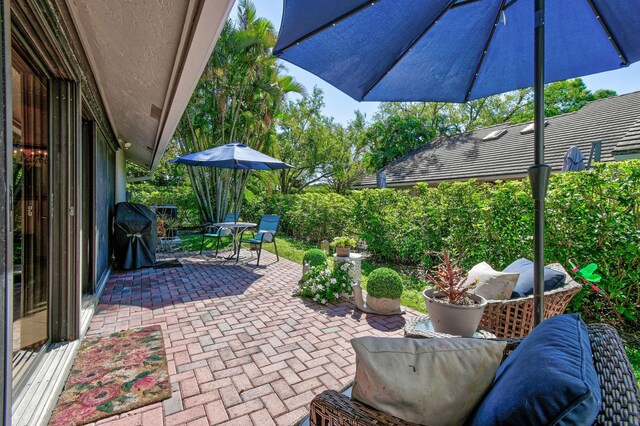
404 316 496 339
212 221 256 260
333 252 362 285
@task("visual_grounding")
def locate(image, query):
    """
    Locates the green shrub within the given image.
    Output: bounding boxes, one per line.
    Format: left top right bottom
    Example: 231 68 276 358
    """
252 160 640 327
367 267 403 299
245 192 354 242
303 249 328 267
128 181 201 228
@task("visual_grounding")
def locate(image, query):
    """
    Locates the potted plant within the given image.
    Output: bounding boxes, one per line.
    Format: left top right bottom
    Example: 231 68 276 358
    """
302 249 328 277
423 252 487 337
331 236 357 257
364 267 404 314
158 213 178 239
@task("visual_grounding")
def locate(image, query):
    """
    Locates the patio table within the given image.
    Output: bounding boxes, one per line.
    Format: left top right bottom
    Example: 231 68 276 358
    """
404 316 496 339
212 221 256 261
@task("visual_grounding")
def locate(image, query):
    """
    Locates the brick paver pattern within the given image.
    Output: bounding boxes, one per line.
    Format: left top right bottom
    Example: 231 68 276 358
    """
86 251 416 426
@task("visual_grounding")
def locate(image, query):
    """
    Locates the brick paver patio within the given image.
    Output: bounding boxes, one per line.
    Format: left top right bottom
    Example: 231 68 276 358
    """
86 251 417 426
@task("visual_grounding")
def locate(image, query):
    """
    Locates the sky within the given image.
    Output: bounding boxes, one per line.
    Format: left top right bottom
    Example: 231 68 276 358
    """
232 0 640 125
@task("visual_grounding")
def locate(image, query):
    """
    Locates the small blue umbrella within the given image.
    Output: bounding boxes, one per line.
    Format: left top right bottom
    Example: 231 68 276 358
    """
274 0 640 325
170 142 293 170
171 142 292 220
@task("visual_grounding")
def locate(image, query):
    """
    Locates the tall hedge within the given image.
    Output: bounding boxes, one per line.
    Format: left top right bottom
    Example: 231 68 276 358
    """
243 192 355 242
254 161 640 323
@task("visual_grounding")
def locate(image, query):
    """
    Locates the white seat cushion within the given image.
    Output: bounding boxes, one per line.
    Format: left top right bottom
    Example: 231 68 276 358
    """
351 337 507 426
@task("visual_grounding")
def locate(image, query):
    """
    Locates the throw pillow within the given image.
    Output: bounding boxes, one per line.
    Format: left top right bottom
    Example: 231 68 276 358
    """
468 314 602 425
467 261 520 300
504 258 566 298
351 337 507 426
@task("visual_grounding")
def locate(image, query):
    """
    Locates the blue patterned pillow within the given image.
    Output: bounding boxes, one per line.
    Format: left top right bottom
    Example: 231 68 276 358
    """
468 314 602 425
504 258 565 298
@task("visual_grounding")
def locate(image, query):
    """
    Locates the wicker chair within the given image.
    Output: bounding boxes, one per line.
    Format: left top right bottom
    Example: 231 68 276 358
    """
309 324 640 426
478 263 583 338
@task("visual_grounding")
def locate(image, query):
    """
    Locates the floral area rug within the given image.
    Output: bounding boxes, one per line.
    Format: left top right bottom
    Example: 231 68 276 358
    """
49 326 171 426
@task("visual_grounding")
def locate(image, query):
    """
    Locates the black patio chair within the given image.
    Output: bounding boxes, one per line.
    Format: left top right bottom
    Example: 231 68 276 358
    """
199 213 239 256
237 215 281 266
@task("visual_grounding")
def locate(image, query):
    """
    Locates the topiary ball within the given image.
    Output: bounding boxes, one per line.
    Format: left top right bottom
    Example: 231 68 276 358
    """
303 249 328 267
366 268 403 299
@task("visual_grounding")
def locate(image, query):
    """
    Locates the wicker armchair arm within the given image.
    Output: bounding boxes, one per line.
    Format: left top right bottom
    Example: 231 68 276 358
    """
587 323 640 425
309 390 419 426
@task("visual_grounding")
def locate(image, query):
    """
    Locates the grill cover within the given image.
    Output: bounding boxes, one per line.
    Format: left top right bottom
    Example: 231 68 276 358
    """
114 202 157 269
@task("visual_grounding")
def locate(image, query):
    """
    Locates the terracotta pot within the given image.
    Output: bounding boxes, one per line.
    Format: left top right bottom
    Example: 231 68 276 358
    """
423 289 487 337
335 247 351 257
367 295 401 315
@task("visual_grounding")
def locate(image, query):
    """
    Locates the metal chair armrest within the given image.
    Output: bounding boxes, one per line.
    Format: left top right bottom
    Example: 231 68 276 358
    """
239 229 255 242
203 223 218 234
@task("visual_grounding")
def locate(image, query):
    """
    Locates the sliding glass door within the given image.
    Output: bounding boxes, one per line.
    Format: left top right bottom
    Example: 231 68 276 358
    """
11 46 49 387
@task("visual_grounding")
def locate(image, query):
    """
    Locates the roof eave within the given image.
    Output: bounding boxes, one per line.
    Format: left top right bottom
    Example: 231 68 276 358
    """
149 0 235 171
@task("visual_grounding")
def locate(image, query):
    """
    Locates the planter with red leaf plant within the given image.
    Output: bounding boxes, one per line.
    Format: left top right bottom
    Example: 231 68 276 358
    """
423 252 487 337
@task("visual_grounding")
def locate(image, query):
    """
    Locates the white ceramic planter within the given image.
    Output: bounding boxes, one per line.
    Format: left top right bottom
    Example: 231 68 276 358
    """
423 289 487 337
300 263 311 283
367 295 401 315
333 253 363 285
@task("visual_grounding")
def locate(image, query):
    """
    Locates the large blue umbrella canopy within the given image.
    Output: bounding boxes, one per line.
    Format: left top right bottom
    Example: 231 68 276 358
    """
274 1 640 102
170 142 292 170
274 0 640 326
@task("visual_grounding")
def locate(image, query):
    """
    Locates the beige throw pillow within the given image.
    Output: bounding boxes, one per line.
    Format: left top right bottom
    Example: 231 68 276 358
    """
351 337 506 426
467 261 519 300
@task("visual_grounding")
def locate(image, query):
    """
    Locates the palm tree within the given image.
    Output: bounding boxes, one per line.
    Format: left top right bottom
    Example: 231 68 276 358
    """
175 0 303 223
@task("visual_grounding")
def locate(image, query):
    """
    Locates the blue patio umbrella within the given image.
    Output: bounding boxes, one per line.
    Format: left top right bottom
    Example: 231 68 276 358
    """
170 142 292 220
274 0 640 325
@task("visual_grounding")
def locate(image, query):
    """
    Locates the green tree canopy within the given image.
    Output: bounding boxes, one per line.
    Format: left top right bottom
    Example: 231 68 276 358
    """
510 78 617 122
324 111 368 194
364 115 436 171
274 87 335 194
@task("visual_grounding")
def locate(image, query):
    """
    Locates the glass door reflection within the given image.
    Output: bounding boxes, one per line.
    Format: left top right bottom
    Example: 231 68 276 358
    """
11 47 49 387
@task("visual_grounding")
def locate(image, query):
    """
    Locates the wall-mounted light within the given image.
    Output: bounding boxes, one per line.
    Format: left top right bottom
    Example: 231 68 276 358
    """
124 142 132 149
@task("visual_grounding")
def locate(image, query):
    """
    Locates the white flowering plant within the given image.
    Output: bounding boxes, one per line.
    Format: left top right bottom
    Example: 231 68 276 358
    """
298 259 354 305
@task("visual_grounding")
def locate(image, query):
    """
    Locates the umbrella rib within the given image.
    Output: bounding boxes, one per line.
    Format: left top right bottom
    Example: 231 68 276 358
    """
361 0 457 100
450 0 483 8
464 0 506 102
586 0 628 66
273 0 383 55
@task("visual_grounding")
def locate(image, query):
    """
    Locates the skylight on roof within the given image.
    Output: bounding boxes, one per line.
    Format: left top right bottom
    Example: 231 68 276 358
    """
520 121 549 134
482 128 507 141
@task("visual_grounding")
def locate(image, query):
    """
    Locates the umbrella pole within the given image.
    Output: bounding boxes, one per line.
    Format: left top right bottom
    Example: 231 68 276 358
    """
529 0 552 326
233 167 238 223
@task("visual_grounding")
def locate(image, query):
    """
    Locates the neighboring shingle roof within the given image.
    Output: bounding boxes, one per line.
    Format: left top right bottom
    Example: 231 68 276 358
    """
356 91 640 188
613 116 640 155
